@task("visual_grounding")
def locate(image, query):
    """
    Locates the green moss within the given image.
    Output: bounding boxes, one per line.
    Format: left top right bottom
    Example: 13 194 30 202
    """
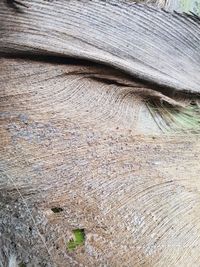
67 229 85 251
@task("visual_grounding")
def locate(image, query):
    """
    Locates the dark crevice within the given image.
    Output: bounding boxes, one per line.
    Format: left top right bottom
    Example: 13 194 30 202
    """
51 207 63 213
1 52 200 100
5 0 28 12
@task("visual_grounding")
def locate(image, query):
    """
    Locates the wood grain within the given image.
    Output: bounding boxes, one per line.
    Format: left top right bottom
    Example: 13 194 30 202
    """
1 1 200 266
1 0 200 94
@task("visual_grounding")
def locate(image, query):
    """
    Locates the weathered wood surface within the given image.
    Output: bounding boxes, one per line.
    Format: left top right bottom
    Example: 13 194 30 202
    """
1 0 200 94
1 1 200 266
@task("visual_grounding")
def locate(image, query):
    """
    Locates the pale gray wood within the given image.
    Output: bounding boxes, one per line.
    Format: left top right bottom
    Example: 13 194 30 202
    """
0 0 200 94
1 1 200 267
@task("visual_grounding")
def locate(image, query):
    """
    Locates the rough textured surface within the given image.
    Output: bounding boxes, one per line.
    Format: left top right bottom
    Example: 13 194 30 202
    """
0 1 200 266
1 0 200 94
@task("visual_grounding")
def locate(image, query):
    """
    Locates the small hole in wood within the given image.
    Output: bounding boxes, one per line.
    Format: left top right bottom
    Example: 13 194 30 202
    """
51 207 63 213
